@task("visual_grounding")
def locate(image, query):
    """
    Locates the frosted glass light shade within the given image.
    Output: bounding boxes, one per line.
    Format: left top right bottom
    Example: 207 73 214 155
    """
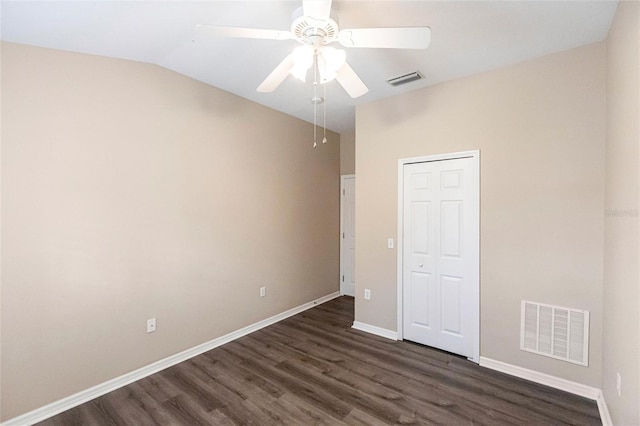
290 44 314 82
319 46 346 83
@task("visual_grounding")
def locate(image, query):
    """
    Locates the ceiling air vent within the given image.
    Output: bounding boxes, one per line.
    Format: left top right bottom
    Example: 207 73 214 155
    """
387 71 424 87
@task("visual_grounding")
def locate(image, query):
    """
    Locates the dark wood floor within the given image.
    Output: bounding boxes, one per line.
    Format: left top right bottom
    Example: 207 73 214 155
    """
38 296 601 425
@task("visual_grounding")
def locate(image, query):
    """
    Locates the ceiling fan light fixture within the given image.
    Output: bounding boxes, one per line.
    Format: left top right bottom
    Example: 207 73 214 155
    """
290 65 308 82
317 56 336 83
318 46 346 83
319 71 337 84
290 44 314 81
322 47 346 70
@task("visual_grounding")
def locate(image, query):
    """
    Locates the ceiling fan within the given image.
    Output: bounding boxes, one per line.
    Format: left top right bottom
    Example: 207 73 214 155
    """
196 0 431 98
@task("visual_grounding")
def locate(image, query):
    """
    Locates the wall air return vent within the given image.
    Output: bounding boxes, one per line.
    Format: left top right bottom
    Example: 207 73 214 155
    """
520 300 589 366
387 71 423 87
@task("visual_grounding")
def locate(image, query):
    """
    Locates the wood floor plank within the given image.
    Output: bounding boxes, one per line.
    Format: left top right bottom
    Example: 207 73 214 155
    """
342 408 393 426
260 323 521 425
275 392 351 426
160 394 215 426
200 352 285 400
42 403 96 426
273 317 600 424
159 365 225 413
36 296 601 425
247 326 482 424
221 342 353 421
105 386 163 425
276 359 403 424
83 396 129 425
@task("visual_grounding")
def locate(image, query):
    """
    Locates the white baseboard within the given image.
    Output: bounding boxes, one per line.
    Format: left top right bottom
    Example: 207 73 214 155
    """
479 356 600 398
352 321 398 341
595 390 613 426
2 291 341 426
479 357 611 425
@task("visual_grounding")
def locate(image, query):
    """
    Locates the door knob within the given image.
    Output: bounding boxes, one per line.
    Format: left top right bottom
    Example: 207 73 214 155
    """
419 263 424 268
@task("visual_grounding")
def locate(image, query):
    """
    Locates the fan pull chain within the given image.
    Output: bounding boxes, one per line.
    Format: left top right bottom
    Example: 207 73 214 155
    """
313 54 318 148
322 83 327 144
313 92 317 148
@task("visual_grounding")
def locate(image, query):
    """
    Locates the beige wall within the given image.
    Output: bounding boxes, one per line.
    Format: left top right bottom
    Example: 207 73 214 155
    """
340 131 355 175
603 1 640 424
355 43 606 387
0 42 340 420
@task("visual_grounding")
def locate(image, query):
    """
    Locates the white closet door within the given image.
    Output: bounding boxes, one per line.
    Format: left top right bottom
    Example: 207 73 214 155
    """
341 176 356 297
402 157 476 358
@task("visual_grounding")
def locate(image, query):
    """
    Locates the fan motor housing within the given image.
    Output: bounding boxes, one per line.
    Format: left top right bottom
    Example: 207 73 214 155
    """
290 6 339 44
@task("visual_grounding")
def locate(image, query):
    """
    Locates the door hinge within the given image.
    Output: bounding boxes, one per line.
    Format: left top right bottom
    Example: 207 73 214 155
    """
342 232 345 238
342 275 344 282
342 189 345 195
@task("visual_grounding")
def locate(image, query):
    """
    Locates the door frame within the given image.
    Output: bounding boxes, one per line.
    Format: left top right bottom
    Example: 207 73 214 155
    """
340 174 356 296
396 150 480 363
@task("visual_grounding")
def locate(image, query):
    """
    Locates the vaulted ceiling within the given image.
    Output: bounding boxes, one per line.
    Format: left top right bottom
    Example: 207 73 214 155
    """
1 1 618 133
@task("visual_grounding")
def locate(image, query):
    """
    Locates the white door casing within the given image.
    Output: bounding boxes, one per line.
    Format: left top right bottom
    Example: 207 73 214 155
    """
341 175 356 297
397 151 479 362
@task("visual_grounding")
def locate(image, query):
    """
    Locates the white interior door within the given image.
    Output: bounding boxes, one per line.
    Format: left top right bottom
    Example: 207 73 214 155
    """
341 175 356 297
402 156 478 359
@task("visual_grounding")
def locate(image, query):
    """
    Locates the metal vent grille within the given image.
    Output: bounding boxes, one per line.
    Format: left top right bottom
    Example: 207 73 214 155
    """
387 71 424 87
292 20 310 37
521 300 589 366
291 18 338 40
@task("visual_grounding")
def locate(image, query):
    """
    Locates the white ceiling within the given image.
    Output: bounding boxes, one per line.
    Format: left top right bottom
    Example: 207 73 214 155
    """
1 1 618 134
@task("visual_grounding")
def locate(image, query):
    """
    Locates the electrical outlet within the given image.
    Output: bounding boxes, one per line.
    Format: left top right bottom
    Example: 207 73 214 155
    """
616 372 621 396
147 318 156 333
364 289 371 300
260 286 266 298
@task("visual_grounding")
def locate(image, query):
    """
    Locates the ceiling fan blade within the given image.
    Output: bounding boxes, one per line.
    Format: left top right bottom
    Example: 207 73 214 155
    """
196 24 292 40
338 27 431 49
257 54 295 93
303 0 332 22
336 62 369 98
